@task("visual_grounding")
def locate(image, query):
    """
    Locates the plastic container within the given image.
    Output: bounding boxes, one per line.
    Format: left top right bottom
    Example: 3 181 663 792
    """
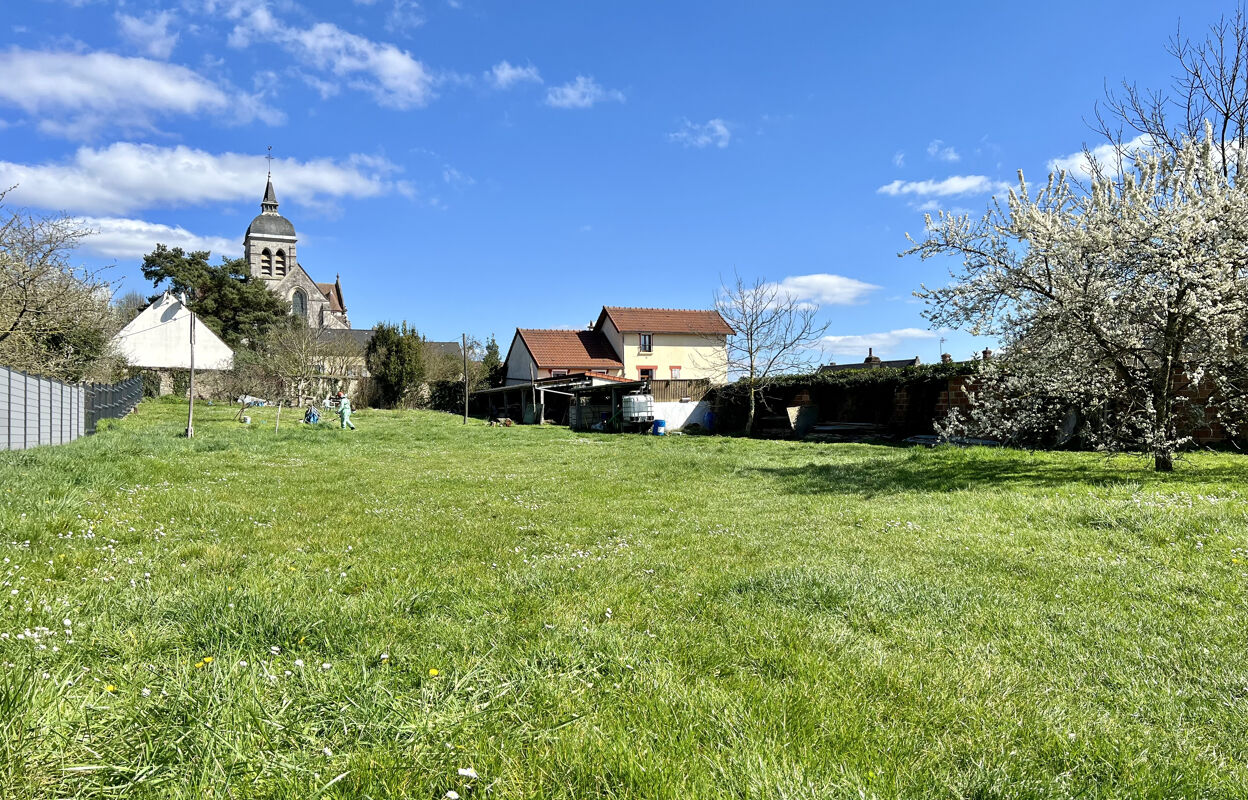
653 419 666 436
622 393 655 422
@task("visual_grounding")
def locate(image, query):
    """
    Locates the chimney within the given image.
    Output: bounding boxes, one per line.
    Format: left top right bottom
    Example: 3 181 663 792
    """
941 353 953 364
864 347 882 365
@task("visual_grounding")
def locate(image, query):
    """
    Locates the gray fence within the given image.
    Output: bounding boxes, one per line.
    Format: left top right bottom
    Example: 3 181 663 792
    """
0 367 142 451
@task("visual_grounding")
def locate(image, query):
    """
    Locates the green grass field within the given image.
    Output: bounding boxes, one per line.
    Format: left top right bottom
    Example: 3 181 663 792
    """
2 399 1246 798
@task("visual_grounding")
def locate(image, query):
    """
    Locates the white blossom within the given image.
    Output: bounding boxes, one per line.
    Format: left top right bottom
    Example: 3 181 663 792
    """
907 123 1248 470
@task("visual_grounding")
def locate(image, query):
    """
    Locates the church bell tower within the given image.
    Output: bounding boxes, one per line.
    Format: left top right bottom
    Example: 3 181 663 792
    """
243 177 297 285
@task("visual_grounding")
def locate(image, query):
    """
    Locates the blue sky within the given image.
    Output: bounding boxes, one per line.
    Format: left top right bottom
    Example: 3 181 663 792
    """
0 0 1228 362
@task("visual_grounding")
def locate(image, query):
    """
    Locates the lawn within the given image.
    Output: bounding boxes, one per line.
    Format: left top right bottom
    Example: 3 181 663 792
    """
2 399 1246 799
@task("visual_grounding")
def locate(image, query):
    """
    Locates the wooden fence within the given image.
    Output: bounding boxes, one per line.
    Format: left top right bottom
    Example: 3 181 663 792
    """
649 378 712 403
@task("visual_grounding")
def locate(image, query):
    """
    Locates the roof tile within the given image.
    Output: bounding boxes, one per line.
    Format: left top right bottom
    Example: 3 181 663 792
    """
517 329 623 369
600 307 734 335
315 281 345 312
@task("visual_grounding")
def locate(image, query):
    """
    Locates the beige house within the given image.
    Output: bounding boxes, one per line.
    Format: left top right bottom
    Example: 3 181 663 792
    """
595 307 732 382
503 306 733 385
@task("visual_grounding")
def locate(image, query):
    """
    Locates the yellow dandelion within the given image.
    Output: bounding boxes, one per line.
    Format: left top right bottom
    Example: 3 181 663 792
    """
298 636 306 644
203 657 213 663
428 668 440 677
105 684 117 693
195 661 204 669
288 566 296 571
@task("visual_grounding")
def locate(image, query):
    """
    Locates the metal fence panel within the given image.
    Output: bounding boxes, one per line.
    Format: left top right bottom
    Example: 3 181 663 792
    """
8 371 24 451
0 367 140 451
0 369 7 449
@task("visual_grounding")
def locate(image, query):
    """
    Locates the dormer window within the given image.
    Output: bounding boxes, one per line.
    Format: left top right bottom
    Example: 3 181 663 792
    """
639 333 653 353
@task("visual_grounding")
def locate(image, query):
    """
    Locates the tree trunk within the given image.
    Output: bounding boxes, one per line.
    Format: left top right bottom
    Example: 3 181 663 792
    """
746 386 757 436
1155 450 1174 472
275 400 282 433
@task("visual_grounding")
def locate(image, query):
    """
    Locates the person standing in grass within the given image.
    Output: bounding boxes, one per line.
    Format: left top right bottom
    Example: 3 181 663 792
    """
336 391 356 431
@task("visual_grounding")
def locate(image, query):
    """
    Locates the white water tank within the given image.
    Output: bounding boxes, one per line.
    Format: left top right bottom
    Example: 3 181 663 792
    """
622 393 654 422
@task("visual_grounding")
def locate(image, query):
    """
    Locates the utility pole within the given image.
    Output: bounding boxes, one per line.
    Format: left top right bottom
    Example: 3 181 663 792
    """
186 304 196 438
462 333 468 425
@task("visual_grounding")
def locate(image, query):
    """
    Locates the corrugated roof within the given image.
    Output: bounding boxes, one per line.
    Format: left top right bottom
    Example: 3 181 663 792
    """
516 329 624 369
599 307 735 335
583 370 631 383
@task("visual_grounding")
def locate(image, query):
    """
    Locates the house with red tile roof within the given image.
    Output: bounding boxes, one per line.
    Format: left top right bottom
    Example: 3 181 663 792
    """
502 307 733 385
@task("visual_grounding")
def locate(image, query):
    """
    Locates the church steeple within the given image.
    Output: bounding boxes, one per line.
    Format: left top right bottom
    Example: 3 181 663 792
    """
261 177 279 214
245 166 296 285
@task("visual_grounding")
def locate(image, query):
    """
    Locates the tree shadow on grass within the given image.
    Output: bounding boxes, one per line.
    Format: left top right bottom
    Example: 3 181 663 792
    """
750 447 1248 497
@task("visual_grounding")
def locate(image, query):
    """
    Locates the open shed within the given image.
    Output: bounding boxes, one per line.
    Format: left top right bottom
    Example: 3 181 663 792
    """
568 380 654 432
471 372 631 425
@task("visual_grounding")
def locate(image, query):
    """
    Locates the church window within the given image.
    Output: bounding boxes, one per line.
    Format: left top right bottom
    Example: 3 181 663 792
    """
275 249 287 277
292 289 307 319
260 248 273 276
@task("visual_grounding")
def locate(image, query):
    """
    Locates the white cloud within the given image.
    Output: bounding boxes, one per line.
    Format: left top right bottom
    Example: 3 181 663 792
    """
442 165 474 188
0 49 279 138
669 118 731 149
77 217 237 259
775 273 879 306
227 10 434 109
0 143 401 215
544 76 624 109
487 60 541 89
385 0 424 33
820 328 939 359
877 175 1010 198
915 199 975 216
892 150 905 168
116 10 180 59
926 139 959 162
1047 134 1153 179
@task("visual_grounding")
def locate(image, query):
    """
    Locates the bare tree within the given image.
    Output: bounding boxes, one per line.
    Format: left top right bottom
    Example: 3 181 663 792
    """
1089 10 1248 181
113 290 149 327
220 323 360 429
714 273 829 435
261 323 337 429
0 194 118 380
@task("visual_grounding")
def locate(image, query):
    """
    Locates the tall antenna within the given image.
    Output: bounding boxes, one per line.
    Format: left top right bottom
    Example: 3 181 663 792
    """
938 336 946 360
266 145 274 178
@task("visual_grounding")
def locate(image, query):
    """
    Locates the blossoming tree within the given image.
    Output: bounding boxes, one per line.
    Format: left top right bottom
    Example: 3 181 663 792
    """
905 128 1248 471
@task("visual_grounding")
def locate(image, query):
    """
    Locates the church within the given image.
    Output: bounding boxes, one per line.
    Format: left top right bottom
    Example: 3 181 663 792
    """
244 176 350 330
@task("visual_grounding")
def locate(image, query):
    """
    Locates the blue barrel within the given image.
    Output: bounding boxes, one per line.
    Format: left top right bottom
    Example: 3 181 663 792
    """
653 419 667 436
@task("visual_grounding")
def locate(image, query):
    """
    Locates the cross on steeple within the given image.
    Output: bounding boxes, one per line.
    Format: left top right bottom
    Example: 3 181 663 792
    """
261 148 279 214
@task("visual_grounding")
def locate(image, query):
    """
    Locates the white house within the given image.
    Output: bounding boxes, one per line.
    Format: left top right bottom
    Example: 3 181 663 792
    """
112 292 234 371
